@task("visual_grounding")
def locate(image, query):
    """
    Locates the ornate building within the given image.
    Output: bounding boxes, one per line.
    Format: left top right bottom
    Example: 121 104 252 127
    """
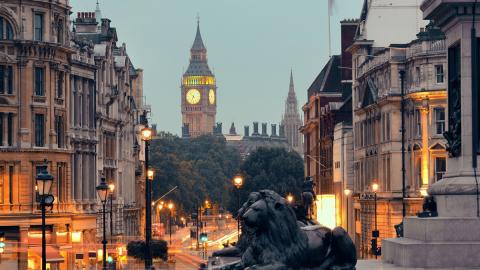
181 21 217 137
74 3 147 261
281 71 303 156
349 1 446 258
0 1 74 269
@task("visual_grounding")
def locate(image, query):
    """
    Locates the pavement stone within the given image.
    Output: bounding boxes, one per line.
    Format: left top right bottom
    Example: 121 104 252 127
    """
357 260 480 270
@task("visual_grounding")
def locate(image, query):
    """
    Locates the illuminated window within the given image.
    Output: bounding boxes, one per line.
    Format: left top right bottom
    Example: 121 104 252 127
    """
435 108 445 135
435 65 444 83
435 157 446 182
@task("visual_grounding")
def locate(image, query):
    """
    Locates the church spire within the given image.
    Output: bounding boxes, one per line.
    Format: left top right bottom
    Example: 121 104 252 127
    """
287 69 297 103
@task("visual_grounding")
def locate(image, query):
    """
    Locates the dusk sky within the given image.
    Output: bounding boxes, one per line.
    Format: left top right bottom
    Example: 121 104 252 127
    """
70 0 364 135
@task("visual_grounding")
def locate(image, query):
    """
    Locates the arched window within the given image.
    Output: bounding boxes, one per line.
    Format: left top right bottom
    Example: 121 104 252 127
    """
0 17 13 40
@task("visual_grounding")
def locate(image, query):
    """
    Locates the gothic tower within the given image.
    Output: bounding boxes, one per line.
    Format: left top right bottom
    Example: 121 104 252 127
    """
181 20 217 137
281 70 303 155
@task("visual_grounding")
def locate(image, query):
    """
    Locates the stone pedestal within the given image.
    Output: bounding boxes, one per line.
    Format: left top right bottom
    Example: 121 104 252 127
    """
383 0 480 268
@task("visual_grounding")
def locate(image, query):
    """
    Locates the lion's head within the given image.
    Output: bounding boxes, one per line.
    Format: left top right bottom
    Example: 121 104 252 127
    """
240 190 308 266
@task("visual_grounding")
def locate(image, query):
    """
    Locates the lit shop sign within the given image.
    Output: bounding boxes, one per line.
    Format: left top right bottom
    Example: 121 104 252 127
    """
315 194 336 229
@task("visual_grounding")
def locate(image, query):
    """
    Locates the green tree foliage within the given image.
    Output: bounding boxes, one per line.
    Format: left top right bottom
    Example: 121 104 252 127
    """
230 147 304 213
149 133 241 214
126 240 168 261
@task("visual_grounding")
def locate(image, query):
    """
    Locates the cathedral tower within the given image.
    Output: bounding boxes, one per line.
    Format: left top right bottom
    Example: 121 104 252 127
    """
281 70 303 155
181 20 217 137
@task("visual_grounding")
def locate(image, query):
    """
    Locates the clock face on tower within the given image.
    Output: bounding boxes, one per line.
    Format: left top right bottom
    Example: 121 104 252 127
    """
209 89 215 104
186 89 201 104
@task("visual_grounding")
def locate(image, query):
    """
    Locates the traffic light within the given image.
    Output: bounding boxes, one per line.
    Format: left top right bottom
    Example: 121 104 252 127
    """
0 232 5 254
200 233 208 243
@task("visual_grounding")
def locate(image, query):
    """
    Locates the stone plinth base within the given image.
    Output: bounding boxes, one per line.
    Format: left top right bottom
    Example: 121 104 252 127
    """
383 217 480 268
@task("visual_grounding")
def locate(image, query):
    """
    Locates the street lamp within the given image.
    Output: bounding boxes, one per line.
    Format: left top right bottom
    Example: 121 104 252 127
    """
108 183 115 244
371 182 379 259
286 194 294 204
96 176 109 270
157 203 164 224
344 188 352 234
168 202 174 245
232 174 243 241
36 164 54 270
141 126 153 270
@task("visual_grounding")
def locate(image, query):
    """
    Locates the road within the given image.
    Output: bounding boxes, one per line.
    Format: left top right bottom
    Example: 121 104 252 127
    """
162 222 238 270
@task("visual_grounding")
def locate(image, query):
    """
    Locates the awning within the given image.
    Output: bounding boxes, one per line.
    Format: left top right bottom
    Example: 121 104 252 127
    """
30 246 65 263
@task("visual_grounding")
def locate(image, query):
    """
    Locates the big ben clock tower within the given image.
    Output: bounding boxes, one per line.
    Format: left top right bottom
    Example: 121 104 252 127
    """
181 20 217 137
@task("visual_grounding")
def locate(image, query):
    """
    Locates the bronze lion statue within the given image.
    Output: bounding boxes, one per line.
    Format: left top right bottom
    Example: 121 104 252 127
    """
216 190 356 270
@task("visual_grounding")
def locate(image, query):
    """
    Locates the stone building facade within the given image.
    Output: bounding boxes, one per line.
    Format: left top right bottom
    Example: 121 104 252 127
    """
0 1 147 269
0 0 76 269
281 71 303 156
224 122 289 160
73 4 146 252
349 1 447 257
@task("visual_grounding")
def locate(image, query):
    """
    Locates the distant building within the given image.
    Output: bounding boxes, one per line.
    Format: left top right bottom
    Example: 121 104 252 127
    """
224 122 290 160
181 21 217 137
300 19 355 231
281 71 303 156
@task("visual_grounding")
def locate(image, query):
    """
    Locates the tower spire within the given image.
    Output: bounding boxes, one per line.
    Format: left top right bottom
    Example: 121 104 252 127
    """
289 69 294 93
95 0 102 27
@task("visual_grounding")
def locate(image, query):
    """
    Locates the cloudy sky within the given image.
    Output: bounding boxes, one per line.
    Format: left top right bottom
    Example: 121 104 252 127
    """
70 0 364 135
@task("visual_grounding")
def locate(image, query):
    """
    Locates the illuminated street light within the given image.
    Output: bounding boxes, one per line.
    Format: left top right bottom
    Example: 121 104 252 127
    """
371 181 379 259
344 188 352 234
96 176 109 270
108 183 115 245
147 169 154 181
141 126 153 269
232 174 244 241
286 194 294 204
36 163 54 270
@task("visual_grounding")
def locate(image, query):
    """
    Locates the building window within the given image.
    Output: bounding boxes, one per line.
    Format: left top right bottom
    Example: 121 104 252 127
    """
7 113 12 146
34 13 43 41
415 157 422 188
415 110 422 137
435 65 444 83
435 157 446 182
0 17 14 40
34 113 45 147
34 67 44 96
56 71 64 98
57 19 64 44
0 65 14 94
435 108 445 135
55 115 64 148
57 163 66 202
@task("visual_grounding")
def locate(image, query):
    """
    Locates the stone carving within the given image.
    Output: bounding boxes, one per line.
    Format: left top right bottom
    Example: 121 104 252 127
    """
301 177 316 219
444 79 461 157
215 190 356 270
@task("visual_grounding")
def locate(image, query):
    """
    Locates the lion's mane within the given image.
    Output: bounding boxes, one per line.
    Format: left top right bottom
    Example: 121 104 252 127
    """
244 190 309 268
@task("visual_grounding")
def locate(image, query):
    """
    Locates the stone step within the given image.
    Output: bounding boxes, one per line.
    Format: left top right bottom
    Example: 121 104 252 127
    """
404 217 480 242
383 237 480 268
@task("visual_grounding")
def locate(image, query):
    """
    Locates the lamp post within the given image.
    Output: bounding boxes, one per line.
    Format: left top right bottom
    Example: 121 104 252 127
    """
96 177 109 270
36 164 54 270
168 202 174 245
372 182 379 259
157 203 163 224
399 70 407 219
233 175 243 241
344 188 352 234
141 126 153 269
108 183 115 244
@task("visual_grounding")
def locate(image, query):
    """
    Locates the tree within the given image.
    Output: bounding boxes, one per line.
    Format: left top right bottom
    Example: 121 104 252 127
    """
150 134 241 214
127 240 168 261
229 147 304 213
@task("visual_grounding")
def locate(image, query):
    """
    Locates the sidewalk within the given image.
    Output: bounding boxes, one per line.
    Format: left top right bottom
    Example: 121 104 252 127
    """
357 260 480 270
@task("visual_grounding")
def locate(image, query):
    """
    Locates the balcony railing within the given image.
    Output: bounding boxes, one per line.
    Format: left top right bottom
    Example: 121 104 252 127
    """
406 39 446 58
